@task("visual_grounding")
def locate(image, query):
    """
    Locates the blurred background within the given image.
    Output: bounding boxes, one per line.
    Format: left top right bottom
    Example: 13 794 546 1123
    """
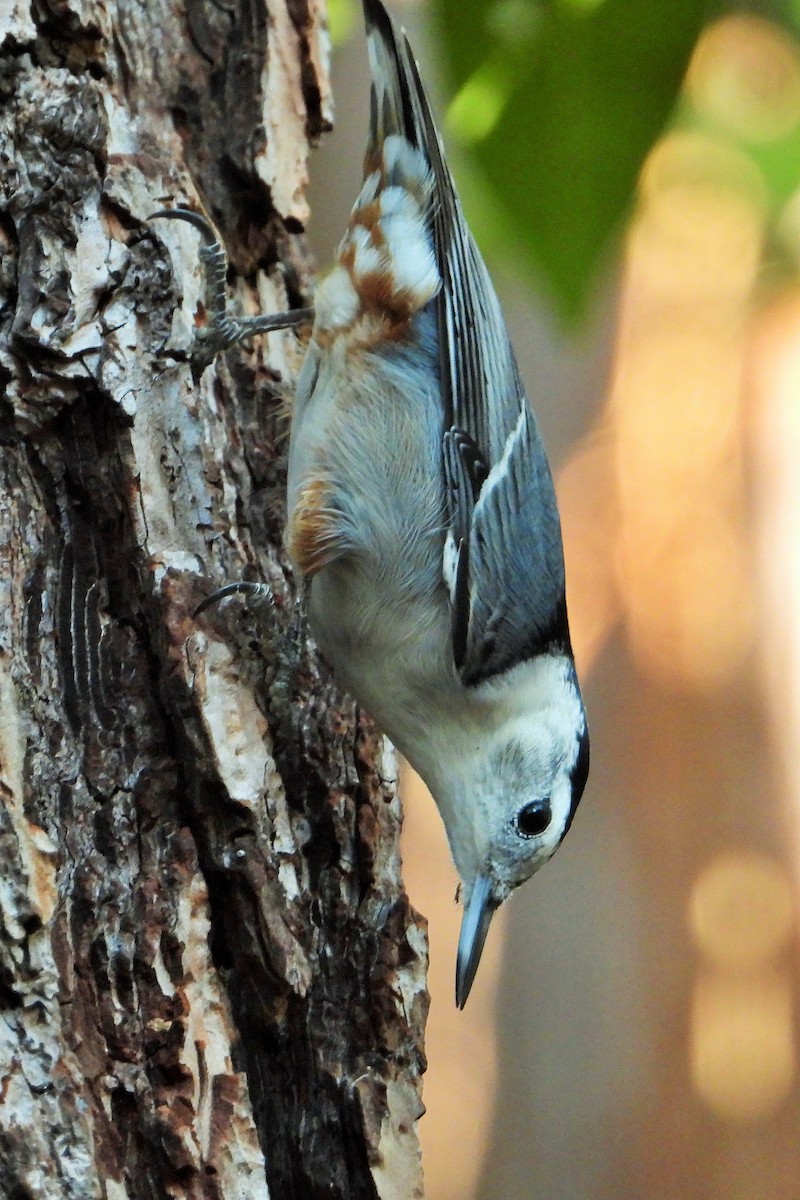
308 1 800 1196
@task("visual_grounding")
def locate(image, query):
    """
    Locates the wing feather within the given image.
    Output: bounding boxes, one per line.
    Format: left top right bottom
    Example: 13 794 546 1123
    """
363 0 571 684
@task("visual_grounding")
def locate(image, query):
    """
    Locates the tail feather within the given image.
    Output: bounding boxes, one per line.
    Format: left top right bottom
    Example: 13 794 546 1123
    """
362 0 421 159
362 0 449 193
310 1 443 336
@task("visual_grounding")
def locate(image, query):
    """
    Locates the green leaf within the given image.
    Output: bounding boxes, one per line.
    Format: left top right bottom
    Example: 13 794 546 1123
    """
432 0 715 321
328 0 360 46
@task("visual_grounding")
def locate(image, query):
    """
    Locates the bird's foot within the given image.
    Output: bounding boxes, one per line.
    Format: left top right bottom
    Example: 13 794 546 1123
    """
149 207 314 374
193 580 275 619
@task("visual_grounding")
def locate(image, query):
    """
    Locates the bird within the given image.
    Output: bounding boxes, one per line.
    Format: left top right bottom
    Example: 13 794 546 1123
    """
284 0 590 1007
155 0 590 1008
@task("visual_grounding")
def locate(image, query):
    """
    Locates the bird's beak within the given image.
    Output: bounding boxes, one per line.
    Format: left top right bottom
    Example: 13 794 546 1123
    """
456 873 499 1009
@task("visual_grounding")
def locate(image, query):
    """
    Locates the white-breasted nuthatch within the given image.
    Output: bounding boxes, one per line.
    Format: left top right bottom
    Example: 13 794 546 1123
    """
287 0 589 1007
167 0 589 1008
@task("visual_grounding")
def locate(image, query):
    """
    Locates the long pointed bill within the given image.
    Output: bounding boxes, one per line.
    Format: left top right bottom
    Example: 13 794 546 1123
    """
456 873 499 1009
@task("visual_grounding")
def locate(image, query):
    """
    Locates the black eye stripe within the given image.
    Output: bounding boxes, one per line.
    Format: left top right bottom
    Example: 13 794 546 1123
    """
564 725 590 836
516 800 551 838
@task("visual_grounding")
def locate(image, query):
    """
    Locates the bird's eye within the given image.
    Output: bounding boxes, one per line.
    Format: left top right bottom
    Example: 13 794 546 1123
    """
516 800 552 838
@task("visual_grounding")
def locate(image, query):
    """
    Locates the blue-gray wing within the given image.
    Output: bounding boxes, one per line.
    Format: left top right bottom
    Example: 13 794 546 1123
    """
436 226 569 685
458 395 568 685
363 0 569 686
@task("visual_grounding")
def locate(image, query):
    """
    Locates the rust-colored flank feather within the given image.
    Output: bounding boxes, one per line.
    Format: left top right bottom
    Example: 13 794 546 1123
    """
288 478 344 577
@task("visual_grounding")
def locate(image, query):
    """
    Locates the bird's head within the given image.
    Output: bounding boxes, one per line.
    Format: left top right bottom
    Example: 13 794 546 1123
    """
430 657 589 1007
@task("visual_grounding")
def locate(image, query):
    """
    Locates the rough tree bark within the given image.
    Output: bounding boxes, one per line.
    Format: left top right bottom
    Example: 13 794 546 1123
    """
0 2 428 1197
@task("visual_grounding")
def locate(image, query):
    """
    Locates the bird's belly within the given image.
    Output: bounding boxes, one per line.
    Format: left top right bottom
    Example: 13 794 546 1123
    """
287 312 454 747
307 538 454 738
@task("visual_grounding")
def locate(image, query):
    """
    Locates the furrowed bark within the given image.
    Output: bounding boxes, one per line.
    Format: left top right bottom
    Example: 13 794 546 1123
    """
0 2 428 1197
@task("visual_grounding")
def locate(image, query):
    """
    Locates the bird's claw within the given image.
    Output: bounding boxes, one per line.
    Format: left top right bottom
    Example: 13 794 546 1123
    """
192 580 275 619
149 207 314 373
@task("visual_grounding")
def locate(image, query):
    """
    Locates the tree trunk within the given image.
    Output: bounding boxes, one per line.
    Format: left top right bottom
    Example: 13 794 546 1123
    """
0 2 428 1197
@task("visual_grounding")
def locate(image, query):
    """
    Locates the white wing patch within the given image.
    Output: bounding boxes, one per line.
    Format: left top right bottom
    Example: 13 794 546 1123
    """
442 528 459 602
472 405 527 524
